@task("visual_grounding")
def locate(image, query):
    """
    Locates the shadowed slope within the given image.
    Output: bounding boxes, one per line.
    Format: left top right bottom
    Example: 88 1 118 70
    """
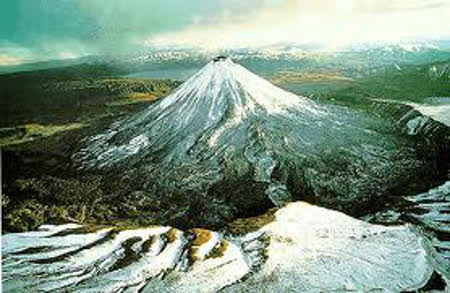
76 58 427 225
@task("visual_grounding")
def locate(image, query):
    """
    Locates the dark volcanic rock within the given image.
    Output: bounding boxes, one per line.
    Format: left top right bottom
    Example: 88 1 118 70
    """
75 59 447 228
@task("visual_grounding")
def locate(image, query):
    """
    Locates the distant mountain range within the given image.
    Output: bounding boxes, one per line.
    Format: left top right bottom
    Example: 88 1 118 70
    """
1 40 450 76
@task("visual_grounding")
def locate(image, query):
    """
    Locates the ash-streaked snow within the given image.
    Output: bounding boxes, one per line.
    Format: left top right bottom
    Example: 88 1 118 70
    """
1 202 439 292
409 97 450 127
75 58 427 216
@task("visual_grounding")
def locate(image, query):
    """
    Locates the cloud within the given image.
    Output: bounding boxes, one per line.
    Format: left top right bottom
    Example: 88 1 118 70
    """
58 52 78 60
0 39 91 66
0 54 24 66
1 0 450 65
389 0 448 11
0 41 32 65
141 0 450 50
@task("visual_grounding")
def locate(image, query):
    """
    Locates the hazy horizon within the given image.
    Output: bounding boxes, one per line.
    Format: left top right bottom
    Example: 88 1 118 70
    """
1 0 450 66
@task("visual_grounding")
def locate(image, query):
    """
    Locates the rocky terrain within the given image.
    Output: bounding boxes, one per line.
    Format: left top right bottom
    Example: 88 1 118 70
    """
73 58 449 230
1 53 449 292
1 65 180 232
2 202 443 292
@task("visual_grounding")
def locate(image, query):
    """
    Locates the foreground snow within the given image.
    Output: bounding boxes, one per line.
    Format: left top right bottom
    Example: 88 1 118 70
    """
2 202 437 292
408 97 450 127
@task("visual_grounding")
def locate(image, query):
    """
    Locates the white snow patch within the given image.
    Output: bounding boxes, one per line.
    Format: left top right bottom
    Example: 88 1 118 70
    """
2 203 438 292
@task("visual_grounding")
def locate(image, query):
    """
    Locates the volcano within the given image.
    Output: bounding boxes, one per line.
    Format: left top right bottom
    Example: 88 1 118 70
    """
76 58 425 228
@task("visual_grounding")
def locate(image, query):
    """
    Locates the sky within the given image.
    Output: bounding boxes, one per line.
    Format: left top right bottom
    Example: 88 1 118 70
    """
1 0 450 65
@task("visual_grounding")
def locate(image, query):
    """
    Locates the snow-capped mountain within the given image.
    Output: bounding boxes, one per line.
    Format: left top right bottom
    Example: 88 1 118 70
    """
76 58 427 218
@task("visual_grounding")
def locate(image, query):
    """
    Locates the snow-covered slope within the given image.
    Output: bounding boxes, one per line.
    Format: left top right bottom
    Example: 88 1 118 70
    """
75 58 426 218
409 97 450 127
2 202 439 292
367 181 450 282
77 58 324 169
